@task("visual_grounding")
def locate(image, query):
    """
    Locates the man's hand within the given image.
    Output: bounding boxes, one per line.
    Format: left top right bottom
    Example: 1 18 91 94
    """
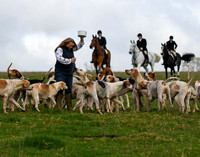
71 58 76 63
140 48 143 51
80 36 84 42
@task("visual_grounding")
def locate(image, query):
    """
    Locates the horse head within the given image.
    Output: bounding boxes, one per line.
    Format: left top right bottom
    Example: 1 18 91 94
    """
89 35 98 49
129 40 136 54
161 43 168 56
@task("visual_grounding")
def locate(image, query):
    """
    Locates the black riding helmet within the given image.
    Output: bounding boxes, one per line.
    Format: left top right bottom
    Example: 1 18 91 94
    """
97 30 102 34
169 36 173 39
137 33 142 37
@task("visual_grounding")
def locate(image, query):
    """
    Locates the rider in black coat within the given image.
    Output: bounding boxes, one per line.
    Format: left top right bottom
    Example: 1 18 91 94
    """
166 36 178 64
137 33 149 64
91 30 107 63
97 30 107 49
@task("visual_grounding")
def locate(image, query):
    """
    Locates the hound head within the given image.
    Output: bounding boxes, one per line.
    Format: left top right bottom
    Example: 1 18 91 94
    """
9 69 22 79
102 67 113 76
97 72 104 81
48 72 55 78
125 69 139 78
59 82 67 90
193 80 200 85
75 68 86 77
105 75 116 83
123 80 133 90
144 72 156 81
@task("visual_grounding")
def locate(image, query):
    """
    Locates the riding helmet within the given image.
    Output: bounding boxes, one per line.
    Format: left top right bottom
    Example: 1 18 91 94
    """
137 33 142 37
169 36 173 39
97 30 102 34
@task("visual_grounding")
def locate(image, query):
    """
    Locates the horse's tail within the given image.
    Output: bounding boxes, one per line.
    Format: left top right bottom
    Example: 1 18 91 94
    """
154 53 161 63
181 53 195 62
106 49 111 68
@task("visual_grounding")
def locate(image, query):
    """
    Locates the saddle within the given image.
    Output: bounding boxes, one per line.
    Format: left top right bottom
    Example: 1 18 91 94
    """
92 49 108 64
141 51 149 66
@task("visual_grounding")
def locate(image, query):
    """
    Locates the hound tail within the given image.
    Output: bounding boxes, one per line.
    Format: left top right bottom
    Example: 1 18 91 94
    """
187 66 194 86
163 77 179 85
42 67 53 83
7 63 12 79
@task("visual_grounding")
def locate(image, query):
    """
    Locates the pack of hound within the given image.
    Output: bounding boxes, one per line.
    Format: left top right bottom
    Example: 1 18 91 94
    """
0 62 199 115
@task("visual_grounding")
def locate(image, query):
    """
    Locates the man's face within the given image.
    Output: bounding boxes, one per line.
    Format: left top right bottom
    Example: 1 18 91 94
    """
98 33 102 37
138 36 142 39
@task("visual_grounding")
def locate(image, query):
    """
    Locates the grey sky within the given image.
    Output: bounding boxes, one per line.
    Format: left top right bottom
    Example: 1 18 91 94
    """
0 0 200 72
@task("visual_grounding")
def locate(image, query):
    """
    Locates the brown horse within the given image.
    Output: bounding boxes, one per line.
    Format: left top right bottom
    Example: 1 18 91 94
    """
89 35 111 74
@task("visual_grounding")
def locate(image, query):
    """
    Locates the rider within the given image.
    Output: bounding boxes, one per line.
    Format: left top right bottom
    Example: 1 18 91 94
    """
91 30 107 63
166 35 178 65
137 33 149 64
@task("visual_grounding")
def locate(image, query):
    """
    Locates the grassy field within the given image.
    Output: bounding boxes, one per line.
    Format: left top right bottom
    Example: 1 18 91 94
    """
0 71 200 157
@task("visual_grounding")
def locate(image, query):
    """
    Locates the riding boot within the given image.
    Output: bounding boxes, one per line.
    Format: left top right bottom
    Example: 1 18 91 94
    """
56 93 63 109
65 93 72 111
105 54 108 64
145 54 149 64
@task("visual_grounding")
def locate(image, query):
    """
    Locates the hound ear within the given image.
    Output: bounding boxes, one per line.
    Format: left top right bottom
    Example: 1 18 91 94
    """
22 80 30 88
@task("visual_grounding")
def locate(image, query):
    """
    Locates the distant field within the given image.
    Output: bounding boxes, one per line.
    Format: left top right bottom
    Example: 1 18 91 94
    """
0 71 199 156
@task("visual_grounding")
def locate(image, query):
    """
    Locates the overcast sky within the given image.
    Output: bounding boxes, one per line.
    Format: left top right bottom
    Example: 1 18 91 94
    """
0 0 200 72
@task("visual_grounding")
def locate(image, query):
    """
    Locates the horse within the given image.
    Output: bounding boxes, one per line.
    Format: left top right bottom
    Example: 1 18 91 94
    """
129 40 160 72
161 43 195 78
89 35 111 74
161 43 181 78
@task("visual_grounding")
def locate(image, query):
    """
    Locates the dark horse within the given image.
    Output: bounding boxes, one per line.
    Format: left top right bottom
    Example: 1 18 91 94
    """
89 35 111 74
161 43 195 78
161 43 181 78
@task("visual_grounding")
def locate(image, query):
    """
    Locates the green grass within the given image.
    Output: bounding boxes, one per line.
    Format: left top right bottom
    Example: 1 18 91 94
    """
0 71 200 156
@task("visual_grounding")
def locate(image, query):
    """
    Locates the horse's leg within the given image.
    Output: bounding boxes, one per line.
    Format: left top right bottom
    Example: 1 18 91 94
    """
94 62 98 74
98 61 103 73
165 67 168 79
177 65 180 77
171 68 175 77
137 64 141 71
144 65 148 73
173 67 176 77
150 62 154 73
